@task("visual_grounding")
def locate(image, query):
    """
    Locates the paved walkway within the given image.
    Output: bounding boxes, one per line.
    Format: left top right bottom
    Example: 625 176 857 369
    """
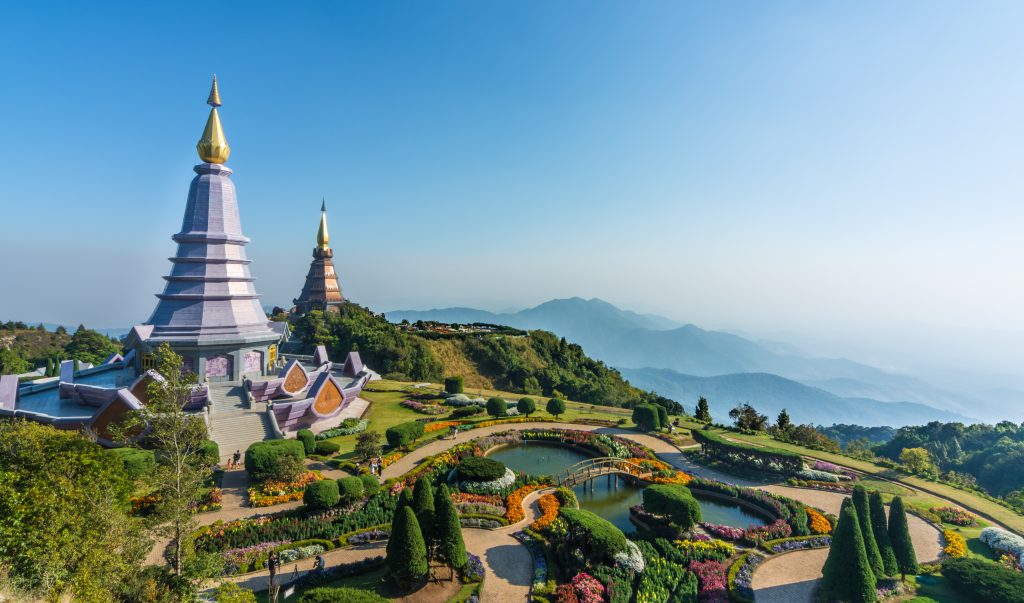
463 490 545 603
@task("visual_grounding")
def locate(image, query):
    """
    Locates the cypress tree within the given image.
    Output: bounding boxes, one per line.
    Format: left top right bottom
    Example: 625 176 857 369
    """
412 478 436 554
433 484 468 579
387 488 415 561
387 506 429 591
887 496 918 580
852 485 885 578
869 491 899 576
820 498 877 603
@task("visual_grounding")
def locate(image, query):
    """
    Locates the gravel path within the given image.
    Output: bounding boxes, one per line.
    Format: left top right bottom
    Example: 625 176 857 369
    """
463 490 545 603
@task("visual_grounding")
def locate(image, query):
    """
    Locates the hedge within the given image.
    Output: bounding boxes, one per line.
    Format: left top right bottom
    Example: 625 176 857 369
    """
486 397 508 418
560 507 628 562
691 429 803 473
452 406 484 418
457 456 507 482
315 440 341 456
338 476 364 501
942 557 1024 603
109 447 155 480
304 480 340 510
300 587 388 603
444 376 464 394
632 404 661 432
642 484 701 529
245 439 305 483
359 473 380 497
385 421 425 448
297 429 316 455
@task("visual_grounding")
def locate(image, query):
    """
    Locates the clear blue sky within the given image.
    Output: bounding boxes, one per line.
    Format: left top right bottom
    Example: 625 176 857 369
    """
1 1 1021 376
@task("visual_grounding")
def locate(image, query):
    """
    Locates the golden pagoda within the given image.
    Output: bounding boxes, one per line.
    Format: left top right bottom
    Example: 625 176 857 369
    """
293 200 346 314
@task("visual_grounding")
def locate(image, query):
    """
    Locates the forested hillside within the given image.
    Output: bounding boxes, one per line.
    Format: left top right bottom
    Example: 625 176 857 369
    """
0 322 121 376
292 304 677 409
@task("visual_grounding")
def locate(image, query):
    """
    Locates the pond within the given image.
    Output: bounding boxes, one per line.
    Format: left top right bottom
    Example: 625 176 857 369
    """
487 442 768 533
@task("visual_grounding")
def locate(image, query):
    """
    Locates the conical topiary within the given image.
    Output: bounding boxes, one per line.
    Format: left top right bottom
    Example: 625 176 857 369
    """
869 490 899 576
413 478 436 552
433 483 468 579
820 498 877 603
387 488 415 561
888 496 919 579
852 485 885 578
387 506 429 590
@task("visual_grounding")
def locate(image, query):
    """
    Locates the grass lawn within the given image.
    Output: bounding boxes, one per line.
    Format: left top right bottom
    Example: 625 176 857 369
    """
909 574 973 603
323 380 637 461
253 566 389 602
682 421 1024 535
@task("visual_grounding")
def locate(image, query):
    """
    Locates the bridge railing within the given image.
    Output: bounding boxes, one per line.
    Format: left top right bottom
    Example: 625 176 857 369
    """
555 457 652 487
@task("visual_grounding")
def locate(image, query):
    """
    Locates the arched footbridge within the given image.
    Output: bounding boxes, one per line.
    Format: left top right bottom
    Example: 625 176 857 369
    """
555 457 652 490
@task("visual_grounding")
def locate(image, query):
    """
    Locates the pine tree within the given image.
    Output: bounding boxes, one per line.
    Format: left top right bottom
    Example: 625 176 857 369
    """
887 496 918 579
869 491 898 576
695 397 712 423
820 498 877 603
433 484 468 579
412 478 436 556
776 408 792 433
387 506 428 591
852 485 885 578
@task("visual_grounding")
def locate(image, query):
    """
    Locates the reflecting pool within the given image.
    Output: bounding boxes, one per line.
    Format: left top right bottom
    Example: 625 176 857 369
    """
487 442 768 533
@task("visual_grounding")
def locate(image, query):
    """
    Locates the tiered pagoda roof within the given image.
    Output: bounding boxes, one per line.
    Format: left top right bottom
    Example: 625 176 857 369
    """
293 201 345 314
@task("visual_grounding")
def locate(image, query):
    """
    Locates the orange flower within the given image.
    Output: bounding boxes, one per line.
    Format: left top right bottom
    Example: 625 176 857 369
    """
505 484 545 523
425 421 461 433
530 493 561 532
805 507 832 534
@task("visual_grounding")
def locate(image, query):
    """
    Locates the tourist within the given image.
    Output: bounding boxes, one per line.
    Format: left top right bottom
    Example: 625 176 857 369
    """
232 449 242 468
313 554 325 574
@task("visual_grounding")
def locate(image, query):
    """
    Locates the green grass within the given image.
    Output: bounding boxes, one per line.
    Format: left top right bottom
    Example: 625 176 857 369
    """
254 566 389 602
684 421 1024 535
910 574 973 603
323 380 636 461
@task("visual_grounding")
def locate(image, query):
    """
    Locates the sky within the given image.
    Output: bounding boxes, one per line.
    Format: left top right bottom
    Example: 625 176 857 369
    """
0 1 1021 379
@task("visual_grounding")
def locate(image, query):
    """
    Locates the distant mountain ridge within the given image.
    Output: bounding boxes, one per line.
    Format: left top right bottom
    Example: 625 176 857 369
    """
387 297 982 424
619 367 974 428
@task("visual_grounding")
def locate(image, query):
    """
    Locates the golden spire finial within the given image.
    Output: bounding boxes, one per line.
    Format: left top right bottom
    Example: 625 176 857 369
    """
197 76 230 164
317 199 330 250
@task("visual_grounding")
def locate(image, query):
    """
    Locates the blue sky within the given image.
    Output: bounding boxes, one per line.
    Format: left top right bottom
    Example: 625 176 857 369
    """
0 1 1022 376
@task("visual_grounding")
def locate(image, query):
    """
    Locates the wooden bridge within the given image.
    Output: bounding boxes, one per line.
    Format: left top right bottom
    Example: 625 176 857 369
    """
555 457 652 492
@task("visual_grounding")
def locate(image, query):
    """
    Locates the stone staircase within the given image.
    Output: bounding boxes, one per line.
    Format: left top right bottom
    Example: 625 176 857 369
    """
206 383 273 462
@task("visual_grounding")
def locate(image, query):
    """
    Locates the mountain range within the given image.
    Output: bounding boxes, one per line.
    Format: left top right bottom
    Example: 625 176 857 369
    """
386 297 981 427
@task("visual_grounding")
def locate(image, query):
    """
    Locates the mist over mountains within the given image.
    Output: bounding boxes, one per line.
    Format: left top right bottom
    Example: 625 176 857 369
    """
386 297 996 427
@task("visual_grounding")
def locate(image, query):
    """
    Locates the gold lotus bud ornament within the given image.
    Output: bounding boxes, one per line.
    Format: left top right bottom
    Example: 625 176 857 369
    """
196 75 231 164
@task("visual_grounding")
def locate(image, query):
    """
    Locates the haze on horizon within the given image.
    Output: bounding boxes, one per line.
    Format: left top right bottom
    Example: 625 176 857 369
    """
1 2 1021 385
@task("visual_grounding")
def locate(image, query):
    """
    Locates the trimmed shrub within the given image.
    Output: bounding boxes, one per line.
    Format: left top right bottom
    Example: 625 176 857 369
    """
979 526 1024 563
300 587 388 603
820 498 876 603
199 440 220 466
642 484 701 529
387 506 428 590
517 397 536 417
359 473 380 497
434 483 468 572
385 421 425 448
559 507 628 562
869 491 899 576
691 429 804 473
412 478 436 551
304 479 340 510
109 447 155 481
655 404 668 427
888 496 918 579
451 406 483 418
297 429 316 455
632 404 661 432
335 477 363 503
457 456 507 482
314 440 341 456
943 557 1024 603
444 376 464 394
245 439 305 483
852 485 884 578
486 397 507 418
546 397 566 419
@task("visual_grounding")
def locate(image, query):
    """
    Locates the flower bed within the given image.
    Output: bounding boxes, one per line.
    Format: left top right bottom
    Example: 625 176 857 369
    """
248 471 323 507
223 541 289 574
425 420 462 433
727 552 764 603
758 535 831 554
460 516 505 529
316 419 368 439
795 468 840 483
401 399 447 414
742 519 793 545
943 529 967 558
635 541 698 603
514 531 550 594
460 467 517 493
464 552 485 582
688 559 728 602
805 507 832 534
786 477 854 493
980 526 1024 564
700 522 744 541
505 484 545 523
932 506 976 526
453 492 504 506
675 538 734 561
531 492 560 532
810 460 858 479
130 492 161 515
556 572 606 603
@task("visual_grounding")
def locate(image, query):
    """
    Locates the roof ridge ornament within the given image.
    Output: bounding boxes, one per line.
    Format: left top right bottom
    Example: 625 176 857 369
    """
317 200 330 250
196 76 230 164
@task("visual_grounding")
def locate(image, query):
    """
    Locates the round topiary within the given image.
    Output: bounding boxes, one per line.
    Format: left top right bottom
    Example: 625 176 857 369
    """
457 456 507 482
338 476 365 502
642 484 701 529
297 429 316 455
486 397 507 418
315 440 341 456
304 479 340 510
359 473 380 497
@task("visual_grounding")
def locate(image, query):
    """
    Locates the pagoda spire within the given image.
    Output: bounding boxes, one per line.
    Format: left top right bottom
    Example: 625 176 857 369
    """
197 76 231 164
317 199 330 250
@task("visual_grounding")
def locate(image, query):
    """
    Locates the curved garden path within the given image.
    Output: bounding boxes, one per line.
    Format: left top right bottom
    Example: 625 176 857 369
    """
186 421 950 601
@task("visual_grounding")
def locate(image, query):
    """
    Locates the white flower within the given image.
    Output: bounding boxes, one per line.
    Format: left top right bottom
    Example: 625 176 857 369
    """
613 540 646 573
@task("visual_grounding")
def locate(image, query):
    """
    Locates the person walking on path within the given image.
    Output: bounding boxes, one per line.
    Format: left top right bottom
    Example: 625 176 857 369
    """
232 449 242 469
